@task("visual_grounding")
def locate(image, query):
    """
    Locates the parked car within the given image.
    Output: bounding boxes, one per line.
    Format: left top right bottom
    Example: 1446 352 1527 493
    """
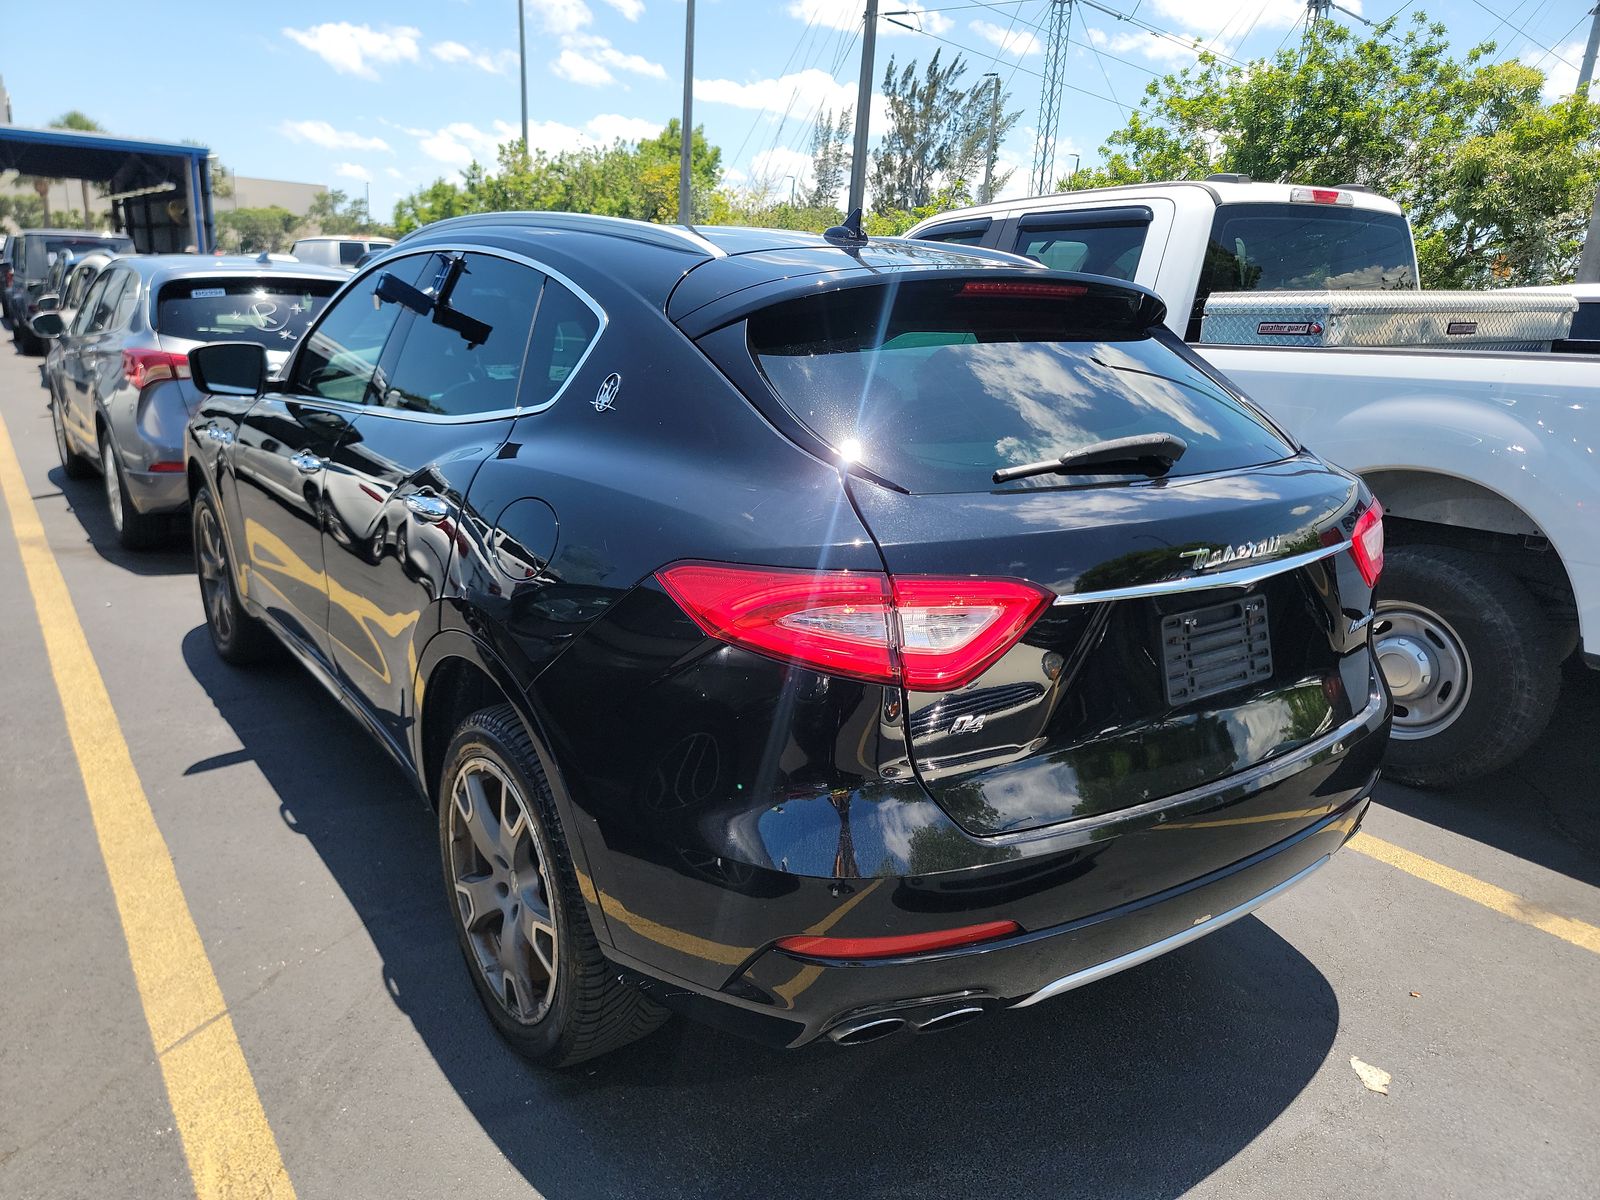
909 179 1600 789
33 253 346 548
289 235 396 269
42 249 121 335
5 228 134 354
182 214 1389 1066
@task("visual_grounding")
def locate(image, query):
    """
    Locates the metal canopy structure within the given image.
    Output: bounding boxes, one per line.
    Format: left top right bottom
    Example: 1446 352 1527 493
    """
0 125 213 252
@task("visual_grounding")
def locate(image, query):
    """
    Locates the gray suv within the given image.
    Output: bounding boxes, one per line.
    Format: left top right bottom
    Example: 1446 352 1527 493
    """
35 253 347 548
289 235 395 269
5 229 134 354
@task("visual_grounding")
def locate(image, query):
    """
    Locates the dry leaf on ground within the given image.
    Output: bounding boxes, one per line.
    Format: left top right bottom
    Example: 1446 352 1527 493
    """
1351 1055 1392 1095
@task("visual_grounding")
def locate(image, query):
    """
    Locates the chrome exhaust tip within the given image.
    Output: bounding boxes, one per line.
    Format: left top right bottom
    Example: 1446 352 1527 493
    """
911 1004 985 1034
827 1016 908 1046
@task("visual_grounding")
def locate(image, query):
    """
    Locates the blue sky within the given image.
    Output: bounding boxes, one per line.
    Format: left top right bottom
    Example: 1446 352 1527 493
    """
1 0 1589 217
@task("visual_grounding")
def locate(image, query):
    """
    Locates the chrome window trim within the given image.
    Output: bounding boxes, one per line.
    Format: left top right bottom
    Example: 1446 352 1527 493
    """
1050 540 1348 607
282 243 609 426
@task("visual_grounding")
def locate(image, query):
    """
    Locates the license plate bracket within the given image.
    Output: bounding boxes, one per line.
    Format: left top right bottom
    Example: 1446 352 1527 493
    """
1160 595 1273 707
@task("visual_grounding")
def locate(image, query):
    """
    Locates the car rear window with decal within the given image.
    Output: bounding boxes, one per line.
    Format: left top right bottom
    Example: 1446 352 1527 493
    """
156 277 340 347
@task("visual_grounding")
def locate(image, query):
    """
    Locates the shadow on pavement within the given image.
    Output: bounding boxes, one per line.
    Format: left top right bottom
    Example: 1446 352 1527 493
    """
182 625 1339 1200
45 456 193 578
1375 659 1600 888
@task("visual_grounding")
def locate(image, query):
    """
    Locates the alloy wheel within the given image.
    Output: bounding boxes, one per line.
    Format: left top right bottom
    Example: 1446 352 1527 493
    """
195 504 235 645
101 438 123 535
1374 601 1473 739
50 399 70 469
446 756 560 1023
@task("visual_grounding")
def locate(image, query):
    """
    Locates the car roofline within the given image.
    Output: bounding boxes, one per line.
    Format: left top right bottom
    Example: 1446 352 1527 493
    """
398 211 728 259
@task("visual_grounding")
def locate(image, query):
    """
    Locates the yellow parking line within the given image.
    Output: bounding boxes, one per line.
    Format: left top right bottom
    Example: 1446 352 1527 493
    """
1349 832 1600 957
0 414 295 1198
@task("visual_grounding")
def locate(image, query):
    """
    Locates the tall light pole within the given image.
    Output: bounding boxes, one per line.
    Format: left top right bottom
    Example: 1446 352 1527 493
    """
980 72 1000 205
679 0 696 223
1578 4 1600 94
846 1 879 216
517 0 529 148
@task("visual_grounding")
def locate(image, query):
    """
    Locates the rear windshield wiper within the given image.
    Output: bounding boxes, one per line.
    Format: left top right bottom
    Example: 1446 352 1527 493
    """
993 433 1188 484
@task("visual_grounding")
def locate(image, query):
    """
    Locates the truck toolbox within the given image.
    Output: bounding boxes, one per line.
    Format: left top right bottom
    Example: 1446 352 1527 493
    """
1199 290 1577 350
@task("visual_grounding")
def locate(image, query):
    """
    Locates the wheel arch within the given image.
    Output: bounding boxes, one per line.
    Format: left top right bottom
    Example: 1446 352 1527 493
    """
414 629 617 947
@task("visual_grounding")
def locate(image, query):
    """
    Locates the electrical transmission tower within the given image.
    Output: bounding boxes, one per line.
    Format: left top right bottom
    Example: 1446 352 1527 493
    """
1029 0 1073 195
1305 0 1333 23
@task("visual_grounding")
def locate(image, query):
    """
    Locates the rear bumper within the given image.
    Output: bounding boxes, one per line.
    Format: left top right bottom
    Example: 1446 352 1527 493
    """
119 466 188 515
607 670 1389 1048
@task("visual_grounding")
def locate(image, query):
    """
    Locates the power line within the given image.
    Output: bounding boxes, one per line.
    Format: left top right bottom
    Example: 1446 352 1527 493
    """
884 13 1129 109
1463 0 1578 70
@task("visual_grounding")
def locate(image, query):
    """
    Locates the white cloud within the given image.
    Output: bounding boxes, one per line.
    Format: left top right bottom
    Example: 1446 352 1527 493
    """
1108 30 1216 64
554 33 666 85
1146 0 1314 37
281 119 392 152
335 162 372 182
695 67 857 115
430 40 517 74
384 167 404 180
600 0 644 19
585 113 663 143
409 113 664 168
971 18 1041 57
787 0 950 37
283 22 420 79
554 48 616 85
1087 28 1108 47
528 0 594 36
1522 41 1585 101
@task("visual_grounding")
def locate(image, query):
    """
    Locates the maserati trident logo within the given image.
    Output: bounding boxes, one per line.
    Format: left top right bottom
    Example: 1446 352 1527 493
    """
1179 535 1285 572
593 372 621 412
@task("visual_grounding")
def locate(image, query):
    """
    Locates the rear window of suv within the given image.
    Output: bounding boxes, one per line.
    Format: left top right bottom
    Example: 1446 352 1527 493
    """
747 277 1296 494
157 278 340 347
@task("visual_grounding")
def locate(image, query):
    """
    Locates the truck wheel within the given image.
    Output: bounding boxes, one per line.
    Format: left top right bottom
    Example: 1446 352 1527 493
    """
1375 546 1560 789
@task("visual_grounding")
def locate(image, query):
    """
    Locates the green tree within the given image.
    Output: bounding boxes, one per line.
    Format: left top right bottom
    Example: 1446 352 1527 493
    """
808 107 853 209
1071 14 1600 287
50 111 103 227
869 51 1021 213
304 188 391 237
216 206 300 253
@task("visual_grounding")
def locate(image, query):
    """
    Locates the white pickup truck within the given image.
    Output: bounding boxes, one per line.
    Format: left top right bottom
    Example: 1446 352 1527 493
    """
908 179 1597 788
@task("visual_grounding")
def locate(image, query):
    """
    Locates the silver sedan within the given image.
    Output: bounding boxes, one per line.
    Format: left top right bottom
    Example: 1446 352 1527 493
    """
36 254 347 549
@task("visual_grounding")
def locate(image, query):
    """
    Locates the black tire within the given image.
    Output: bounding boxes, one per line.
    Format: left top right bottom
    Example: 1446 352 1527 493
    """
439 705 668 1066
99 428 165 551
18 328 45 356
192 485 275 665
50 392 95 480
1376 546 1561 789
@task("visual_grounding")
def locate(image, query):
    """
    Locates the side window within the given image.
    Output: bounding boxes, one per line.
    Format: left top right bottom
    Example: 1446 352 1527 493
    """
918 219 992 247
84 271 129 334
110 273 140 329
523 278 601 409
379 253 541 417
1014 223 1148 280
71 274 113 336
338 242 365 266
290 256 427 404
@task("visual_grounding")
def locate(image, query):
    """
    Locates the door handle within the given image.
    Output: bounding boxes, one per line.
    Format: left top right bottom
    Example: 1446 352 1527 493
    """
291 450 325 474
203 423 233 445
403 493 450 523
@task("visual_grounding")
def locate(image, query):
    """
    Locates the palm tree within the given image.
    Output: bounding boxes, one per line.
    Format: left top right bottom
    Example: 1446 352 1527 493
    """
50 111 104 226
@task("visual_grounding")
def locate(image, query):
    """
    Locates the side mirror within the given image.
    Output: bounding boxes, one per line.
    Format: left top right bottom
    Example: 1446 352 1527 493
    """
36 293 59 314
189 341 268 398
31 312 65 338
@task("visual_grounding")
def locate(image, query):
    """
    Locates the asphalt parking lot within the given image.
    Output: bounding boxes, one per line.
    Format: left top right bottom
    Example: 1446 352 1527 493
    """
0 341 1597 1200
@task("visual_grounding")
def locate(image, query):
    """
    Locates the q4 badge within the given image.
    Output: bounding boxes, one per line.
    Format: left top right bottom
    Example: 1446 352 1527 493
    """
593 372 621 412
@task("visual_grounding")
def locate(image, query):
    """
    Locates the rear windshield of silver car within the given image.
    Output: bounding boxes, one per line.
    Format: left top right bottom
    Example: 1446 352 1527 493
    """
747 278 1297 495
157 278 340 347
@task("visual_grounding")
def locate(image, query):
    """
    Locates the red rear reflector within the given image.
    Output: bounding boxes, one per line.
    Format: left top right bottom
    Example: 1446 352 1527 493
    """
147 461 185 473
122 348 190 390
1350 500 1384 587
655 562 1052 692
776 920 1021 960
960 280 1088 298
1290 186 1353 206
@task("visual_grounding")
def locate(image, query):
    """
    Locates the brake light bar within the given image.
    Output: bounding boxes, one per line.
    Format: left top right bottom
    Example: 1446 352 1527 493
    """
960 280 1089 298
1290 187 1354 206
1350 500 1384 587
122 348 190 391
655 562 1052 692
776 919 1022 960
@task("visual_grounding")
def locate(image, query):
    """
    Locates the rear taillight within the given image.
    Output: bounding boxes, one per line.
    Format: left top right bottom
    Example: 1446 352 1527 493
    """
776 919 1021 960
122 348 189 390
1350 500 1384 587
1290 186 1354 206
654 562 1052 692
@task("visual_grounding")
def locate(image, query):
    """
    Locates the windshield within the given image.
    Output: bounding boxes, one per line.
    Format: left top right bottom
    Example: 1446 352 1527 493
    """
1190 202 1417 336
157 278 340 347
749 278 1295 495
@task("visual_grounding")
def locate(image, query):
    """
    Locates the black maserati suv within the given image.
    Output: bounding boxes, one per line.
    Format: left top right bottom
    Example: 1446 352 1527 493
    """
183 213 1390 1065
